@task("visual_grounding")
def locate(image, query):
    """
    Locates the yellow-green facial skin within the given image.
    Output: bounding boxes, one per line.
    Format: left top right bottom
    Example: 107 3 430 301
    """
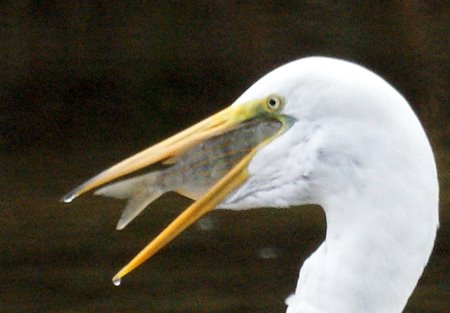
234 94 294 139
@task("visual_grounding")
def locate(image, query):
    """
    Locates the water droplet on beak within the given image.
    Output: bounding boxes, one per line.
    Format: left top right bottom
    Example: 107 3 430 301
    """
112 277 121 286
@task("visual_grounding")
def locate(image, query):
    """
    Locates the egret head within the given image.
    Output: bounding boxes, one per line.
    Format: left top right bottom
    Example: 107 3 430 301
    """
63 57 438 291
224 57 435 209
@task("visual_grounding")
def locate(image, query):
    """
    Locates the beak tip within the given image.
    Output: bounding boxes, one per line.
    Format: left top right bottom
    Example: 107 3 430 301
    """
112 275 122 286
61 193 76 203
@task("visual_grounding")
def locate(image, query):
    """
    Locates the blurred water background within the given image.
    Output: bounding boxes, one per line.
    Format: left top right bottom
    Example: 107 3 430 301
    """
1 2 449 312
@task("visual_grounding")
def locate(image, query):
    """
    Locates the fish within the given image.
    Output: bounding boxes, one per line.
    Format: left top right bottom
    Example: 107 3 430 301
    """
95 119 282 230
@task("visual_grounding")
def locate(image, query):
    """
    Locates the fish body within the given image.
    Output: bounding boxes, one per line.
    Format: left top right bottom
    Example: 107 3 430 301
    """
96 119 281 229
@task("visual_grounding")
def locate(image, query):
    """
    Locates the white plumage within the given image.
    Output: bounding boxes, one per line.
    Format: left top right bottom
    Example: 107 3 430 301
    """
64 57 439 313
222 57 439 313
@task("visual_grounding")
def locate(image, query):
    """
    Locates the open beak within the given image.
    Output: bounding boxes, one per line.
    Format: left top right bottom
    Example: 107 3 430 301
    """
62 98 286 285
62 103 257 203
111 147 254 286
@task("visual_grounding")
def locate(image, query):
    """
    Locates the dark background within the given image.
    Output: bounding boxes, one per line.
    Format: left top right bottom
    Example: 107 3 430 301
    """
1 1 449 312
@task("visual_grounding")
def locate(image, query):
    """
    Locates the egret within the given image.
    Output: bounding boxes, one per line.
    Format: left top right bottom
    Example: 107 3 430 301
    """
63 57 439 313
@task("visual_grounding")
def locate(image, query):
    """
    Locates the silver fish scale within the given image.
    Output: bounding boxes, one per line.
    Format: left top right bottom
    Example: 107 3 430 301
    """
163 119 281 197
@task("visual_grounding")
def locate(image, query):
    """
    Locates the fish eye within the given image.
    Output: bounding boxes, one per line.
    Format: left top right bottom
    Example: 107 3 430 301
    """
266 94 284 112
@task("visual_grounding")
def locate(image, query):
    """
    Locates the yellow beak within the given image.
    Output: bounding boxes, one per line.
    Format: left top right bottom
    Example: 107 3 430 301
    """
112 148 254 286
62 97 286 285
62 103 255 203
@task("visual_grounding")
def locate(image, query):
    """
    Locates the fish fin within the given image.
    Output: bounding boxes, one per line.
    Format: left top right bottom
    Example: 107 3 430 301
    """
94 172 164 230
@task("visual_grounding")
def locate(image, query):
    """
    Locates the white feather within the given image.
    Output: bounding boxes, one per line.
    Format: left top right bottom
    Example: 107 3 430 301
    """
222 57 438 313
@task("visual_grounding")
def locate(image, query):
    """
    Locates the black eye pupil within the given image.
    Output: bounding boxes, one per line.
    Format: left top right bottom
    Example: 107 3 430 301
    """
269 98 277 107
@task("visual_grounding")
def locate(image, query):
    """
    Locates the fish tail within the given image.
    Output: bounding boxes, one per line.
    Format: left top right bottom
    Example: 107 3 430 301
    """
94 172 164 230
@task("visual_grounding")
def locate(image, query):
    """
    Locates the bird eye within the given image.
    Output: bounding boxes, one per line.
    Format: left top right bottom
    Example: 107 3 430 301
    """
266 95 284 112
